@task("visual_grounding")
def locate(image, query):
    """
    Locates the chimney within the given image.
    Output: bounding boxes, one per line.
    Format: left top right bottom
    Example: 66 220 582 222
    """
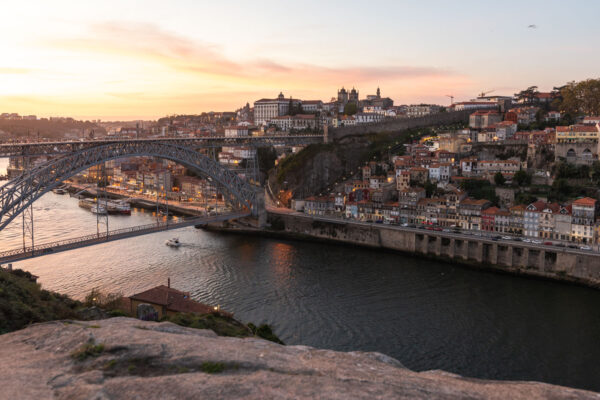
167 277 170 288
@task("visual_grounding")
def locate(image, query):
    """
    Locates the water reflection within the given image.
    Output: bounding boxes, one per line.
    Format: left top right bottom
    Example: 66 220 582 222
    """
0 191 599 391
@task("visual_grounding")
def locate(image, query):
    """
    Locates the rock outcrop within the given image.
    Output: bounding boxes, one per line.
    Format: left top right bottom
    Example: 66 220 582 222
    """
1 318 598 399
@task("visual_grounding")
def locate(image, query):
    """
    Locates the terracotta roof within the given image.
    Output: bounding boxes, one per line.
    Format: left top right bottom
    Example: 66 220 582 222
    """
556 125 598 133
129 285 218 315
572 197 597 206
481 206 499 215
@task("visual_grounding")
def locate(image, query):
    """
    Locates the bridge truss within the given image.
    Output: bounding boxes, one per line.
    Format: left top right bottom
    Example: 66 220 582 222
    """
0 141 262 234
0 134 324 157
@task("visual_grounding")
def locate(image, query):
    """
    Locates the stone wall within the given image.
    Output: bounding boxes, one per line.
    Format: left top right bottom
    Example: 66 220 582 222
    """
328 109 473 141
270 213 600 288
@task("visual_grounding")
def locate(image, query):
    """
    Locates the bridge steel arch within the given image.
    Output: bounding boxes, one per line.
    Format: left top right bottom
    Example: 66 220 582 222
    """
0 142 261 232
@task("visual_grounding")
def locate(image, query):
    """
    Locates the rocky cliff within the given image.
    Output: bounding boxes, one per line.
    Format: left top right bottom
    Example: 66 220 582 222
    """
1 318 597 399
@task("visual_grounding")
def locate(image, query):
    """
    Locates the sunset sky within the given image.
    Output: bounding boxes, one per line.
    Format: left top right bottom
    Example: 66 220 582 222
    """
1 0 599 120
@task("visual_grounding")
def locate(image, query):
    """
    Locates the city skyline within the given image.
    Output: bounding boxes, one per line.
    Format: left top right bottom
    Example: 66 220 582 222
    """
1 0 599 120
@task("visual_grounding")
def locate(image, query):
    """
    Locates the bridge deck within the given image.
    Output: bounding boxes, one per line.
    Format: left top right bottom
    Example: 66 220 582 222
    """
0 134 324 157
0 211 250 264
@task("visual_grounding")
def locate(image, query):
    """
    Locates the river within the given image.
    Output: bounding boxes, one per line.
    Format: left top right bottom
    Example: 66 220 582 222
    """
1 159 600 391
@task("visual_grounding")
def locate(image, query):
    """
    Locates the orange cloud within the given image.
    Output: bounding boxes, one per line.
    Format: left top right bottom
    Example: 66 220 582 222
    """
48 21 465 86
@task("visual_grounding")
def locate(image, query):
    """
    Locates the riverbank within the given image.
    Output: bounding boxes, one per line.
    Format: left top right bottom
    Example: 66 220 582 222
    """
206 211 600 290
64 183 207 217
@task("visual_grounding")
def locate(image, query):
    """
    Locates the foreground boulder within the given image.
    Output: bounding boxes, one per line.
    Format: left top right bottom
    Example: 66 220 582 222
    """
0 318 597 400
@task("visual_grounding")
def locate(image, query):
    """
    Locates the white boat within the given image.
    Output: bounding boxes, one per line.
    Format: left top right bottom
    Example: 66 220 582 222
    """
91 205 107 215
165 238 181 248
52 187 67 195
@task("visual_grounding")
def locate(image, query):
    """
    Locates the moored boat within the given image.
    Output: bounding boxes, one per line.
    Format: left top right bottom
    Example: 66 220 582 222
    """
91 205 107 215
52 187 67 195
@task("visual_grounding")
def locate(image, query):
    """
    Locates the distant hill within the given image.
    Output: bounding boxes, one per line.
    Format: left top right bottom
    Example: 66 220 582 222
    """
0 119 106 139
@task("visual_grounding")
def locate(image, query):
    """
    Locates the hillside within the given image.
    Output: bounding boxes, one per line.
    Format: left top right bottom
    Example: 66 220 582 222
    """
269 128 432 203
0 119 105 139
0 268 281 344
0 268 81 334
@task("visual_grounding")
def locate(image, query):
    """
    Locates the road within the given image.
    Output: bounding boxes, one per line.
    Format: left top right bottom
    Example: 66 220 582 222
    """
266 207 600 258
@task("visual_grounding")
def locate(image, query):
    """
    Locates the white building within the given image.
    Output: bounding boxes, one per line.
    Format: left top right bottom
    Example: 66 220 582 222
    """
224 125 249 137
253 92 300 125
428 163 451 183
406 104 441 118
355 112 384 124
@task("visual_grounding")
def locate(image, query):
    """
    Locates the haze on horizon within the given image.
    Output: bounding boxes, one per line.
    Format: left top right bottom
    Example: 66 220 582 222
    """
1 0 599 120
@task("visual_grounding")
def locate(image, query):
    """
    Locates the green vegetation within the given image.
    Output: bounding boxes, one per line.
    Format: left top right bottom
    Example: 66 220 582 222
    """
547 179 588 203
458 179 499 205
200 362 226 374
343 102 357 115
513 170 532 187
161 312 284 344
257 147 278 174
276 143 335 184
84 287 123 310
71 340 105 361
552 161 600 183
556 79 600 117
494 172 506 186
247 323 284 344
0 268 81 334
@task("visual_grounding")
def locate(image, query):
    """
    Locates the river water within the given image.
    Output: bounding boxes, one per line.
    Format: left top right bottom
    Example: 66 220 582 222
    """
1 158 600 391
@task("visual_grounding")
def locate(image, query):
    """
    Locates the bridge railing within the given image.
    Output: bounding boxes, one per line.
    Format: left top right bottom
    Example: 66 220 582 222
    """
0 213 245 260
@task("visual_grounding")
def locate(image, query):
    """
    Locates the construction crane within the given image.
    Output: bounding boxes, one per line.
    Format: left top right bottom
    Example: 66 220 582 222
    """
479 89 495 98
445 95 454 105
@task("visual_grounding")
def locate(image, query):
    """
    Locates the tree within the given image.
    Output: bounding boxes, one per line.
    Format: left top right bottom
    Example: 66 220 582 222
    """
514 86 539 104
494 172 506 186
557 79 600 117
424 180 437 197
513 170 531 186
344 102 357 116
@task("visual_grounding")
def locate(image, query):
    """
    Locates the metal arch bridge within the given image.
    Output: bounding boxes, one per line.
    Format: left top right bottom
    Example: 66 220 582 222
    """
0 141 264 234
0 134 324 157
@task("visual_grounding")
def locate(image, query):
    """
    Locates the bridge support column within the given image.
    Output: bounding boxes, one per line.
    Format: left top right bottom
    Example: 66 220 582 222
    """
475 242 484 263
490 243 498 265
505 245 513 267
461 240 469 261
521 248 530 268
448 239 455 258
421 235 429 254
434 236 442 256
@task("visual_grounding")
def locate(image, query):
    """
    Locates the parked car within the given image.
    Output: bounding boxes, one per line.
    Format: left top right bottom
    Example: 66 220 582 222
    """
543 241 553 246
501 236 512 240
554 243 565 247
531 240 542 244
522 238 531 243
568 245 578 249
580 245 592 251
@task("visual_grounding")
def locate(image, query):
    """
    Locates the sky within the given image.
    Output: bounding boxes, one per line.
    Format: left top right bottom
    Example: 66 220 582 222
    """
1 0 599 120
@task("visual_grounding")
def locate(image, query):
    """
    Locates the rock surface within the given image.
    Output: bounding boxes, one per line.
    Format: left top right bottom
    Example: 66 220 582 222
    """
0 317 598 400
